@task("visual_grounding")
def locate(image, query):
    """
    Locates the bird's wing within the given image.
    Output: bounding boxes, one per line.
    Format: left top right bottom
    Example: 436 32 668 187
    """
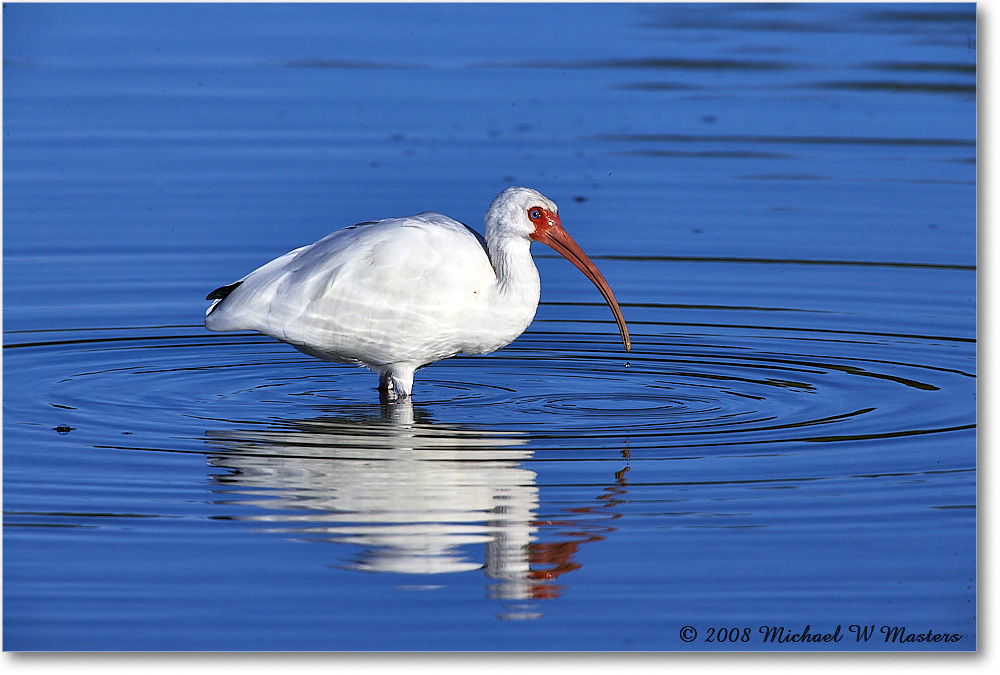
205 213 497 365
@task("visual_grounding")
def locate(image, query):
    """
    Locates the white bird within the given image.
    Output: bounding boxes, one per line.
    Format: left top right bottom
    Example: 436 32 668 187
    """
206 187 630 400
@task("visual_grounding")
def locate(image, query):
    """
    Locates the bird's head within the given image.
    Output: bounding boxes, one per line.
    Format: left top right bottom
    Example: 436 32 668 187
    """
486 186 560 241
486 186 631 352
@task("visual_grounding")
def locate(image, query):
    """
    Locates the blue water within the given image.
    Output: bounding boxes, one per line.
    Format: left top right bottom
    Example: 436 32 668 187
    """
3 3 976 651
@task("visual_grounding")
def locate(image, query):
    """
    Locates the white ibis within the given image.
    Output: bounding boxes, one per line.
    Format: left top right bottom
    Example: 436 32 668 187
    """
205 187 630 399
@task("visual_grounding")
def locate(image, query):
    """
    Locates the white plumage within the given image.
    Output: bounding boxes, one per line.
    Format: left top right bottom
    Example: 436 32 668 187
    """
206 187 630 399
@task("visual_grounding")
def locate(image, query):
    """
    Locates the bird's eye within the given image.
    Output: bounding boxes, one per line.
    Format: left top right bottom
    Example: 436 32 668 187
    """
528 208 543 221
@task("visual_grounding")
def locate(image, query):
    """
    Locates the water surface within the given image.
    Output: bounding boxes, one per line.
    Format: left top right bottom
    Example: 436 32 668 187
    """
3 3 976 651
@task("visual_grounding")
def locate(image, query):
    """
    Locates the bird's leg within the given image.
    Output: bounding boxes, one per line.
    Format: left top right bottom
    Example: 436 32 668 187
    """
389 366 415 399
378 372 397 403
377 366 414 402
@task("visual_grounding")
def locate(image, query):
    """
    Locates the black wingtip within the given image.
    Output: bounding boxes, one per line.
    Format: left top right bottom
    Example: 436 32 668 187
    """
206 281 242 302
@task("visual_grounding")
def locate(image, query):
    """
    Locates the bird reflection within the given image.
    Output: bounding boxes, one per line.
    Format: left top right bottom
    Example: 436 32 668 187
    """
204 400 628 613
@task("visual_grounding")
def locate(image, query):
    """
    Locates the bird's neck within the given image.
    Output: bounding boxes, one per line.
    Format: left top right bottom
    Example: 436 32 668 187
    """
486 233 541 307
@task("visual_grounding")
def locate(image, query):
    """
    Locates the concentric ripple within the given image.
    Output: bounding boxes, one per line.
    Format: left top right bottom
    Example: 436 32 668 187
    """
3 299 974 460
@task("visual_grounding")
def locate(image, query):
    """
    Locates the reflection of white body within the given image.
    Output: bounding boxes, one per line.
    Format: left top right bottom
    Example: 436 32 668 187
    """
205 187 629 398
206 403 540 599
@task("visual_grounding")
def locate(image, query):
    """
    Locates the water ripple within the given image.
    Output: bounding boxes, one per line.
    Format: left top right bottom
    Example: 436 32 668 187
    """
3 301 973 458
